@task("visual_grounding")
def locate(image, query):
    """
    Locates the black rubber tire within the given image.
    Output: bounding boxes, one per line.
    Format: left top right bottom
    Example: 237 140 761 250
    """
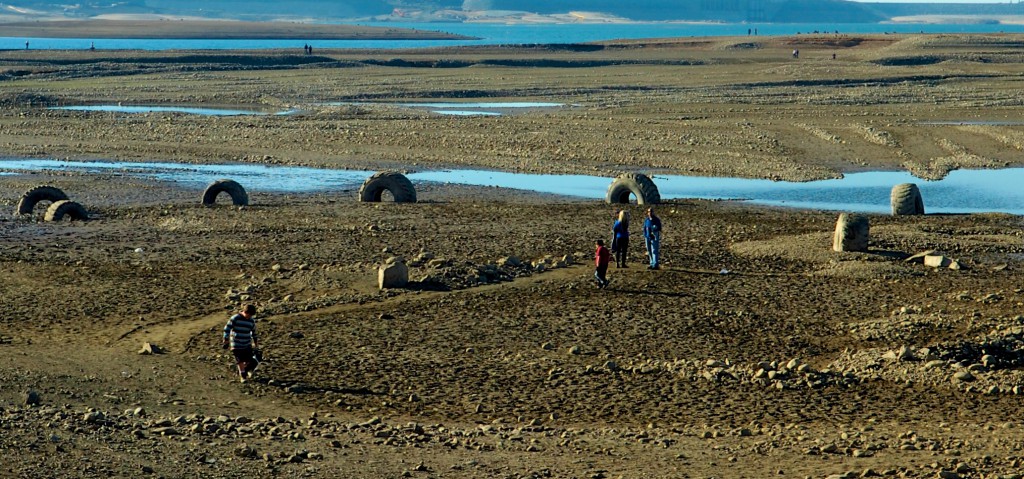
202 179 249 207
43 200 88 222
890 183 924 216
605 173 661 205
358 171 417 203
832 213 869 252
16 185 69 215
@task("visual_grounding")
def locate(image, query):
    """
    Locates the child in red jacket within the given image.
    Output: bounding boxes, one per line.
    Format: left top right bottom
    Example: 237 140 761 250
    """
595 239 611 288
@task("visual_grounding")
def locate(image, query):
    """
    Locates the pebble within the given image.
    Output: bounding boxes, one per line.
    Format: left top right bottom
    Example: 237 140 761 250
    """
953 371 975 382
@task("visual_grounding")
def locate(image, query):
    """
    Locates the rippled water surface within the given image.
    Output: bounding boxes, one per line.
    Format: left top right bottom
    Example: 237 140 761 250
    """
2 159 1024 215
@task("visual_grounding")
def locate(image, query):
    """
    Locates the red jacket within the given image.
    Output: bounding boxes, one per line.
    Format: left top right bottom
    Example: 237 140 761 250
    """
595 245 611 267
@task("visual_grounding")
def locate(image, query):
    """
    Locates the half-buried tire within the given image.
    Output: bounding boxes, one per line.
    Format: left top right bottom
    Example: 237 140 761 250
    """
44 200 88 222
890 183 924 216
16 185 69 215
202 179 249 207
606 173 660 205
832 213 869 252
358 171 417 203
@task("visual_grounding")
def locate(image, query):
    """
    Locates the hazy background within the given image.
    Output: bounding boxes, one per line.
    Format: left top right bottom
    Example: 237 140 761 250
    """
1 0 1022 23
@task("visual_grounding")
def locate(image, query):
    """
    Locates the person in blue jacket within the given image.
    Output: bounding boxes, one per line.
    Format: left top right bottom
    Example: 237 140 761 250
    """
611 210 630 268
643 207 663 270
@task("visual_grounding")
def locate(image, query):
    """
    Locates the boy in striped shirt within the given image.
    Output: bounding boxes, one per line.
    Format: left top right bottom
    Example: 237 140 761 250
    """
223 304 259 383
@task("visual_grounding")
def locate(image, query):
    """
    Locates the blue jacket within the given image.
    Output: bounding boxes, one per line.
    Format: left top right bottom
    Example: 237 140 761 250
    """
613 220 629 239
643 216 662 238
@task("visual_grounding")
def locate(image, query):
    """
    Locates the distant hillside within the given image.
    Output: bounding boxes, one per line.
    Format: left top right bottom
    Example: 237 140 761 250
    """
866 2 1024 18
461 0 886 23
0 1 394 20
2 0 1023 23
142 0 394 20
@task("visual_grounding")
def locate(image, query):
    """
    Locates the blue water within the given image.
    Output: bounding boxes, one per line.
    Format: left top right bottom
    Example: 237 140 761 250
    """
5 22 1024 50
393 102 564 109
49 105 295 116
48 102 563 117
3 158 1024 215
433 111 502 116
332 101 566 116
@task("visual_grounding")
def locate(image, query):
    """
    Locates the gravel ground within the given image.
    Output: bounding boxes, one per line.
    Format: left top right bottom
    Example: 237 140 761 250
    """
3 33 1024 478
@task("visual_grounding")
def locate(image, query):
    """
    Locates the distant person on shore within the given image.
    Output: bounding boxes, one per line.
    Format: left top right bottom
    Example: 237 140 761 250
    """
90 42 95 51
792 49 799 58
223 304 260 383
611 209 630 268
643 207 662 270
594 239 611 288
25 41 29 50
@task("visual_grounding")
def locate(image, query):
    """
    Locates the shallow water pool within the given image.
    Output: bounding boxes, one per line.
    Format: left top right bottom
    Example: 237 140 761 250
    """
327 101 566 117
2 158 1024 215
432 110 503 117
50 105 297 116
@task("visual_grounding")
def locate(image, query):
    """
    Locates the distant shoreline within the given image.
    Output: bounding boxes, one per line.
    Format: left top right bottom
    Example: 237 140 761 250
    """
0 19 475 40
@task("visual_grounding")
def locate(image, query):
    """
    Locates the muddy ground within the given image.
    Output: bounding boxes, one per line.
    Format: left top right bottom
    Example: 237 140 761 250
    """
3 33 1024 478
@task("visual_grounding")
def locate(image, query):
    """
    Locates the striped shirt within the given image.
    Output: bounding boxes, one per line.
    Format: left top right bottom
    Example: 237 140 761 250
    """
223 313 257 349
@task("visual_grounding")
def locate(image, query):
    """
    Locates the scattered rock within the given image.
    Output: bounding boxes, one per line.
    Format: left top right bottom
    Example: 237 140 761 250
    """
234 444 257 459
498 256 521 267
953 370 975 382
138 342 162 355
23 390 40 406
904 250 936 264
378 259 409 289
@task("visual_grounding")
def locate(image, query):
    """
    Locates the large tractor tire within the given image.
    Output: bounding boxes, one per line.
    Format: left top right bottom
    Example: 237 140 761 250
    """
832 213 869 252
605 173 660 205
202 179 249 207
16 185 69 215
358 171 417 203
890 183 924 216
43 200 88 222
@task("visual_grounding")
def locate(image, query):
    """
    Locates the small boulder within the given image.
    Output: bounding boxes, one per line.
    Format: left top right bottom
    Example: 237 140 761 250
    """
498 256 521 267
83 411 105 423
379 260 409 289
234 444 257 459
924 255 952 268
904 250 936 264
138 342 162 355
23 390 40 406
953 370 975 382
